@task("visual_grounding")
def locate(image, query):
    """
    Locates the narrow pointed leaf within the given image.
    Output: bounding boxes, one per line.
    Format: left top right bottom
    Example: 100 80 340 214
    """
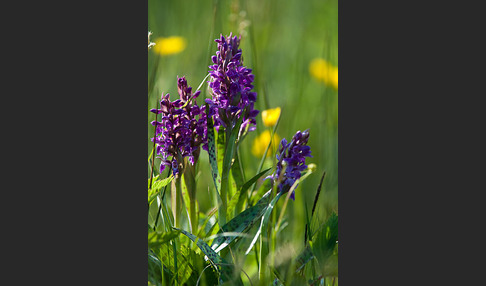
249 113 281 199
245 192 283 255
173 227 241 284
217 127 225 175
230 150 245 190
227 168 271 220
222 116 244 180
173 228 223 266
148 250 162 286
206 107 221 193
148 175 174 205
148 174 174 190
312 212 338 264
148 230 179 248
212 189 273 253
295 245 315 272
241 168 272 198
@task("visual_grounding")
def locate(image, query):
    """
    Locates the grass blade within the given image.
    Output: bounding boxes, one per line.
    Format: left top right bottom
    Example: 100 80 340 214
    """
148 230 179 249
244 191 283 255
230 150 245 191
148 175 174 205
174 227 242 285
206 106 223 219
228 167 271 217
249 113 281 201
295 246 314 272
207 109 221 192
211 189 272 253
311 171 326 218
216 123 226 173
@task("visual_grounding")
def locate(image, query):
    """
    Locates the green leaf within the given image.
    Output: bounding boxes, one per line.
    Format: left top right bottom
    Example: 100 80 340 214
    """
206 107 222 197
227 168 272 223
156 242 197 285
148 250 162 286
173 227 242 285
221 116 243 181
230 150 245 191
245 191 283 255
148 175 174 205
219 115 246 225
217 126 226 177
148 174 174 190
295 246 314 272
249 112 282 200
174 228 223 266
149 188 174 232
207 109 221 191
198 207 218 237
148 230 179 249
211 189 272 253
312 212 338 266
241 168 272 198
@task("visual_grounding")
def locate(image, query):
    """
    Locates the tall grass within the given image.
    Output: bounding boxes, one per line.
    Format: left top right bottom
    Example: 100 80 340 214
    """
148 0 338 285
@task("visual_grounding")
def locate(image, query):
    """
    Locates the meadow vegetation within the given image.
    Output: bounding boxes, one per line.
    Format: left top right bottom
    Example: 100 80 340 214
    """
148 0 338 285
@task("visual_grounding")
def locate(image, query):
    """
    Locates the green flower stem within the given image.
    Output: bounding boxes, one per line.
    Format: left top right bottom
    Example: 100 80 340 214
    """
173 175 183 228
219 169 229 227
218 127 232 227
183 163 198 234
219 123 238 226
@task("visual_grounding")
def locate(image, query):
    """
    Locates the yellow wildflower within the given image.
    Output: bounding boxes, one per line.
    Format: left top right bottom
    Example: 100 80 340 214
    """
261 107 281 127
152 36 187 56
252 130 281 158
309 58 338 89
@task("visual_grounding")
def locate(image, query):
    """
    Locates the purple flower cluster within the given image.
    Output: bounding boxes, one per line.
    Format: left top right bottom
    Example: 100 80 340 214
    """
205 33 259 133
272 130 312 200
150 77 207 176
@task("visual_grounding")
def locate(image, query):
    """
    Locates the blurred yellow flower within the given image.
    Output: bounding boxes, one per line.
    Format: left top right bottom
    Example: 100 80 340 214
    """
261 107 281 127
309 58 338 89
252 130 281 158
152 36 187 56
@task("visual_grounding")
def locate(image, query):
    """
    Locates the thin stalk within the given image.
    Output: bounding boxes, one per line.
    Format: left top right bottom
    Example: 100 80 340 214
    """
189 190 197 235
173 175 183 228
274 169 314 234
219 169 229 227
311 171 326 217
248 113 281 203
172 240 179 286
270 194 277 271
184 163 198 234
149 99 159 190
153 165 172 231
218 126 233 226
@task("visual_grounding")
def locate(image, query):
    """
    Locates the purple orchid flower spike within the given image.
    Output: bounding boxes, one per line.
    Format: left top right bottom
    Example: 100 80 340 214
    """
150 77 207 176
270 129 313 200
205 33 259 134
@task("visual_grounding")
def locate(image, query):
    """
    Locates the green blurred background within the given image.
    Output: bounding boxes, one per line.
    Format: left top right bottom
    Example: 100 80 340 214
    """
148 0 337 249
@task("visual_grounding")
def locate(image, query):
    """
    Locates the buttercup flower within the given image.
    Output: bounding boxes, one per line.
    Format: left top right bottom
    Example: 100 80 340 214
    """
205 33 259 133
150 77 207 176
251 130 281 158
309 58 338 89
270 130 312 200
261 107 281 127
152 36 187 56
